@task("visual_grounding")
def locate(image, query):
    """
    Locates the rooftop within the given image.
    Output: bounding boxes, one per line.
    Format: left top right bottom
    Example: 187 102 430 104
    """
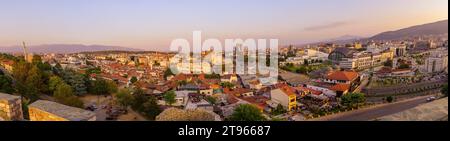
326 71 359 81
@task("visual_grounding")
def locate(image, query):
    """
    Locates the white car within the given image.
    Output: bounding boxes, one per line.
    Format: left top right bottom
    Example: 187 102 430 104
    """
426 97 436 102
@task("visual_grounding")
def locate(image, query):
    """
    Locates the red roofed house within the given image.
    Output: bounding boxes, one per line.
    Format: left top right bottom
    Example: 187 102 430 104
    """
0 60 14 72
270 84 297 111
324 71 361 97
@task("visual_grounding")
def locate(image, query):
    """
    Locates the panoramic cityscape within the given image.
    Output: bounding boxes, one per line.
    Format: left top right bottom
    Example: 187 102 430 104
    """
0 0 448 121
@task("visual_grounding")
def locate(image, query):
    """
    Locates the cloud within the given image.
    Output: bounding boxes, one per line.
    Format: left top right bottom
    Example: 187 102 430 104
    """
304 22 348 31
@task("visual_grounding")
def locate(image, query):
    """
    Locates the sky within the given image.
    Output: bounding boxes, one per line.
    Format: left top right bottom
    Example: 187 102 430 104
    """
0 0 448 51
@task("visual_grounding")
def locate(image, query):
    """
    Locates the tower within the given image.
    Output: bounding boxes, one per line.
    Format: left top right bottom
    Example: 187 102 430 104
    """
22 42 28 61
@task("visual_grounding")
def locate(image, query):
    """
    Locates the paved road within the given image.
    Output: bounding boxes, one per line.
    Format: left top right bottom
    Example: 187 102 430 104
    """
312 95 435 121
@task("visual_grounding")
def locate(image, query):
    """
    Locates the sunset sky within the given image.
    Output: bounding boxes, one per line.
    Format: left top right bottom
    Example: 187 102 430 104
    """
0 0 448 51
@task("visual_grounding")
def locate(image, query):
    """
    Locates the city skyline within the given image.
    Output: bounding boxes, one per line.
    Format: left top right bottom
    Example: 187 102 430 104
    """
0 0 448 51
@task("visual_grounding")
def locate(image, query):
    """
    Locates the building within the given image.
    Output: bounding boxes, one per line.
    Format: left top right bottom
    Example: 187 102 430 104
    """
0 93 23 121
174 91 190 106
0 60 14 72
424 48 448 73
28 100 96 121
324 71 361 97
330 47 394 70
270 85 297 111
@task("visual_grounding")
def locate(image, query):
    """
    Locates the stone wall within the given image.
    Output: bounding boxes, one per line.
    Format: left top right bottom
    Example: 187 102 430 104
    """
28 107 70 121
28 100 96 121
0 93 23 121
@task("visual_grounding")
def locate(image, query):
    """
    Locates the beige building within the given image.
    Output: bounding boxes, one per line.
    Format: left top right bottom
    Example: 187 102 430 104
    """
424 48 448 73
270 85 297 111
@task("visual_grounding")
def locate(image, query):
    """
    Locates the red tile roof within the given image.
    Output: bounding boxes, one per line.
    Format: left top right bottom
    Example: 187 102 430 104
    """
326 71 359 81
330 84 351 92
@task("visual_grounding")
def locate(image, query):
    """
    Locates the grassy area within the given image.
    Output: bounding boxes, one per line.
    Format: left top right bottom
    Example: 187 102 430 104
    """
281 61 332 74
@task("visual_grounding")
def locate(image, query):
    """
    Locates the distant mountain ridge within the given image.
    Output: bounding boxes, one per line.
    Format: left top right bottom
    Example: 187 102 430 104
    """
0 44 143 54
369 20 448 40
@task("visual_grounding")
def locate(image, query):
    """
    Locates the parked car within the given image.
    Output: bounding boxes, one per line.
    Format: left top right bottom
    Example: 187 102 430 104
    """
426 97 436 102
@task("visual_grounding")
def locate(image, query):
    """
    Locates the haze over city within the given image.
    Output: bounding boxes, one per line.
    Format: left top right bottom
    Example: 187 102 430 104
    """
0 0 448 51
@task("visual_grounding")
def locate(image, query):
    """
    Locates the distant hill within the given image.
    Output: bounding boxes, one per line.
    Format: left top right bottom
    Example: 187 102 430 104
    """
0 44 143 54
370 20 448 41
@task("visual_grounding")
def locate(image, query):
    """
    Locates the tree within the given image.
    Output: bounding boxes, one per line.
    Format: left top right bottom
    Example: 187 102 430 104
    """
384 59 393 67
228 104 266 121
163 68 174 80
115 88 134 109
272 104 287 115
89 79 117 95
49 76 65 92
303 59 309 66
61 69 88 95
31 55 42 65
156 108 215 121
0 75 14 94
340 92 366 109
141 96 162 120
53 83 84 108
220 82 235 89
205 96 217 105
130 76 138 84
386 96 394 103
131 88 148 112
398 63 410 69
23 65 43 101
442 84 448 97
296 66 308 74
163 90 176 106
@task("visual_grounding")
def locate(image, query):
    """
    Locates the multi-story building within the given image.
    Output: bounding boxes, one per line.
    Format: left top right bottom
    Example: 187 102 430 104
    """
424 48 448 73
329 47 394 70
270 85 297 111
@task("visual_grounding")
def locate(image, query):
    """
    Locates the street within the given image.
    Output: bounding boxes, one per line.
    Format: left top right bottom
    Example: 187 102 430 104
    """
311 95 437 121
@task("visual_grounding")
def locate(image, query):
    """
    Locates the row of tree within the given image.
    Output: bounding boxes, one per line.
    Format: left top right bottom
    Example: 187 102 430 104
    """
114 88 161 120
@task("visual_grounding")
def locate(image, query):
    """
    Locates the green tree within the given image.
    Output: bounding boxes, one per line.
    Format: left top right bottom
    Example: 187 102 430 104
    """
130 76 138 84
340 92 366 109
142 95 162 120
163 68 174 80
131 88 148 112
228 104 266 121
220 82 235 89
89 79 117 95
205 96 217 105
0 75 14 94
386 96 394 103
31 55 42 65
442 84 448 97
115 88 134 109
61 69 88 95
272 104 287 115
23 65 43 101
53 83 84 108
384 59 393 67
49 76 65 92
163 90 176 106
398 63 410 69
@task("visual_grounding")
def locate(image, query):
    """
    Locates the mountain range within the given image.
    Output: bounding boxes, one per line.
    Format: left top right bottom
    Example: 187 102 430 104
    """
0 44 143 54
369 19 448 41
1 20 447 53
